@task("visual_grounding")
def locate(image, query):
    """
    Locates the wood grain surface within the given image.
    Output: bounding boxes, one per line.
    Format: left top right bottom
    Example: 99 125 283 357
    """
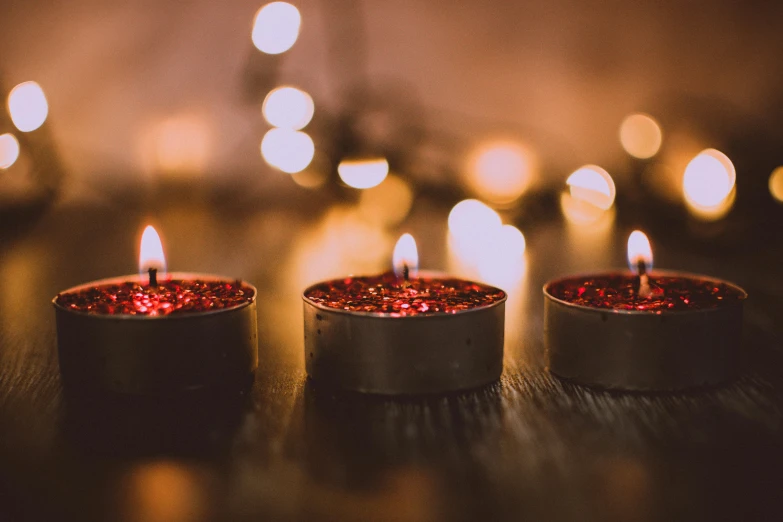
0 193 781 522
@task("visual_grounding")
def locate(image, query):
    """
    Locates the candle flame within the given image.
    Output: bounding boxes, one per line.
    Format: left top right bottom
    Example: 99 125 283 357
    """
393 233 418 279
627 230 653 274
139 225 167 277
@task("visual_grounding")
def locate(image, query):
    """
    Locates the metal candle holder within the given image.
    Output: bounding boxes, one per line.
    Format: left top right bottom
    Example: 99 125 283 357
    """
53 273 258 395
302 282 506 395
543 271 747 391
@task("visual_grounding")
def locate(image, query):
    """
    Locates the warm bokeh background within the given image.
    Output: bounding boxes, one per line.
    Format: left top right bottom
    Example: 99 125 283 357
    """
1 0 783 190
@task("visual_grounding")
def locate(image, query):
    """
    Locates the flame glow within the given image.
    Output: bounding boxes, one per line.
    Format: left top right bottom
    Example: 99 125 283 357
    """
338 158 389 189
263 87 314 130
393 233 418 279
627 230 653 274
0 134 20 169
139 226 167 276
683 149 736 220
261 128 315 173
7 81 48 132
467 142 534 204
566 165 616 211
619 114 663 159
252 2 301 54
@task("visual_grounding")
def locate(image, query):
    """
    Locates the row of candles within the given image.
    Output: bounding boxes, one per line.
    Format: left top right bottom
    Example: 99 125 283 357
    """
54 223 745 396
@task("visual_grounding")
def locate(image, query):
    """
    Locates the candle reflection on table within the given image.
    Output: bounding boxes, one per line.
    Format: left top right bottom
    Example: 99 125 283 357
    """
116 461 213 522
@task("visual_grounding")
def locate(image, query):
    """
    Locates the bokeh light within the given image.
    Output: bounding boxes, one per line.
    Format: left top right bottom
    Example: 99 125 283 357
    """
358 175 414 226
262 87 314 130
261 128 314 173
0 134 20 169
497 225 526 259
448 199 502 242
475 224 527 287
566 165 616 210
448 199 504 268
769 166 783 204
338 158 389 189
619 113 663 159
466 142 534 204
251 2 301 54
7 81 48 132
683 148 736 220
153 115 211 175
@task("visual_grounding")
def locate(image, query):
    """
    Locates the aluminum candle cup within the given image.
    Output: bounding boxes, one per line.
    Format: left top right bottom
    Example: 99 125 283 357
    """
543 271 747 391
302 273 507 395
53 273 258 395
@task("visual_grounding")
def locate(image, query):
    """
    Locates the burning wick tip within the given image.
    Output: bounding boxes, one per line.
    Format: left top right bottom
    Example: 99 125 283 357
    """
635 260 650 298
148 268 158 288
636 259 647 277
400 263 411 288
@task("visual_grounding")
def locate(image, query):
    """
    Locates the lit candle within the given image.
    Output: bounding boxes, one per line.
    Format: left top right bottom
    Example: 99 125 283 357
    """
53 226 258 395
543 230 747 391
302 234 507 395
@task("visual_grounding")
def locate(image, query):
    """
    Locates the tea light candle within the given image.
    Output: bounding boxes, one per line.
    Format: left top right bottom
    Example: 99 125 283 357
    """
53 226 258 395
302 234 507 395
544 230 747 391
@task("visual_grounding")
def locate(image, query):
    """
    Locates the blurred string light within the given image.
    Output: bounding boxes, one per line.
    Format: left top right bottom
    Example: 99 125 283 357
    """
263 86 314 130
357 175 414 226
619 113 663 159
448 199 526 288
261 128 314 173
252 2 301 54
338 158 389 189
682 148 736 220
0 133 20 169
7 81 48 132
448 199 502 245
560 165 616 225
768 166 783 204
466 142 535 205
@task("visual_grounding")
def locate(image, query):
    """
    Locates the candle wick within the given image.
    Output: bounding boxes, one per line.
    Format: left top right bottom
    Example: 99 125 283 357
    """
636 260 651 298
148 267 158 288
400 263 411 288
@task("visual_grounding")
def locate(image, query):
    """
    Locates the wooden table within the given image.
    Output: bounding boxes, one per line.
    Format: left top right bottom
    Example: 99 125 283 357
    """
1 191 781 522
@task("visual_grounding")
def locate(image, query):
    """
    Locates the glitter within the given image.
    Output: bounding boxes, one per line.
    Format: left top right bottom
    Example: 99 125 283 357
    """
546 274 744 311
55 279 254 316
303 272 506 316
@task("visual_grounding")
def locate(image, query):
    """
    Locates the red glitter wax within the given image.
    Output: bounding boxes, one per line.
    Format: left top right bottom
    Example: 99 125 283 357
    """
546 273 745 312
303 272 506 316
55 278 254 316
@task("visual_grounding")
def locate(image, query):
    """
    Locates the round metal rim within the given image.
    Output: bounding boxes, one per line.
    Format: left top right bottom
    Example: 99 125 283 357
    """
302 275 507 319
53 272 258 321
543 269 747 316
